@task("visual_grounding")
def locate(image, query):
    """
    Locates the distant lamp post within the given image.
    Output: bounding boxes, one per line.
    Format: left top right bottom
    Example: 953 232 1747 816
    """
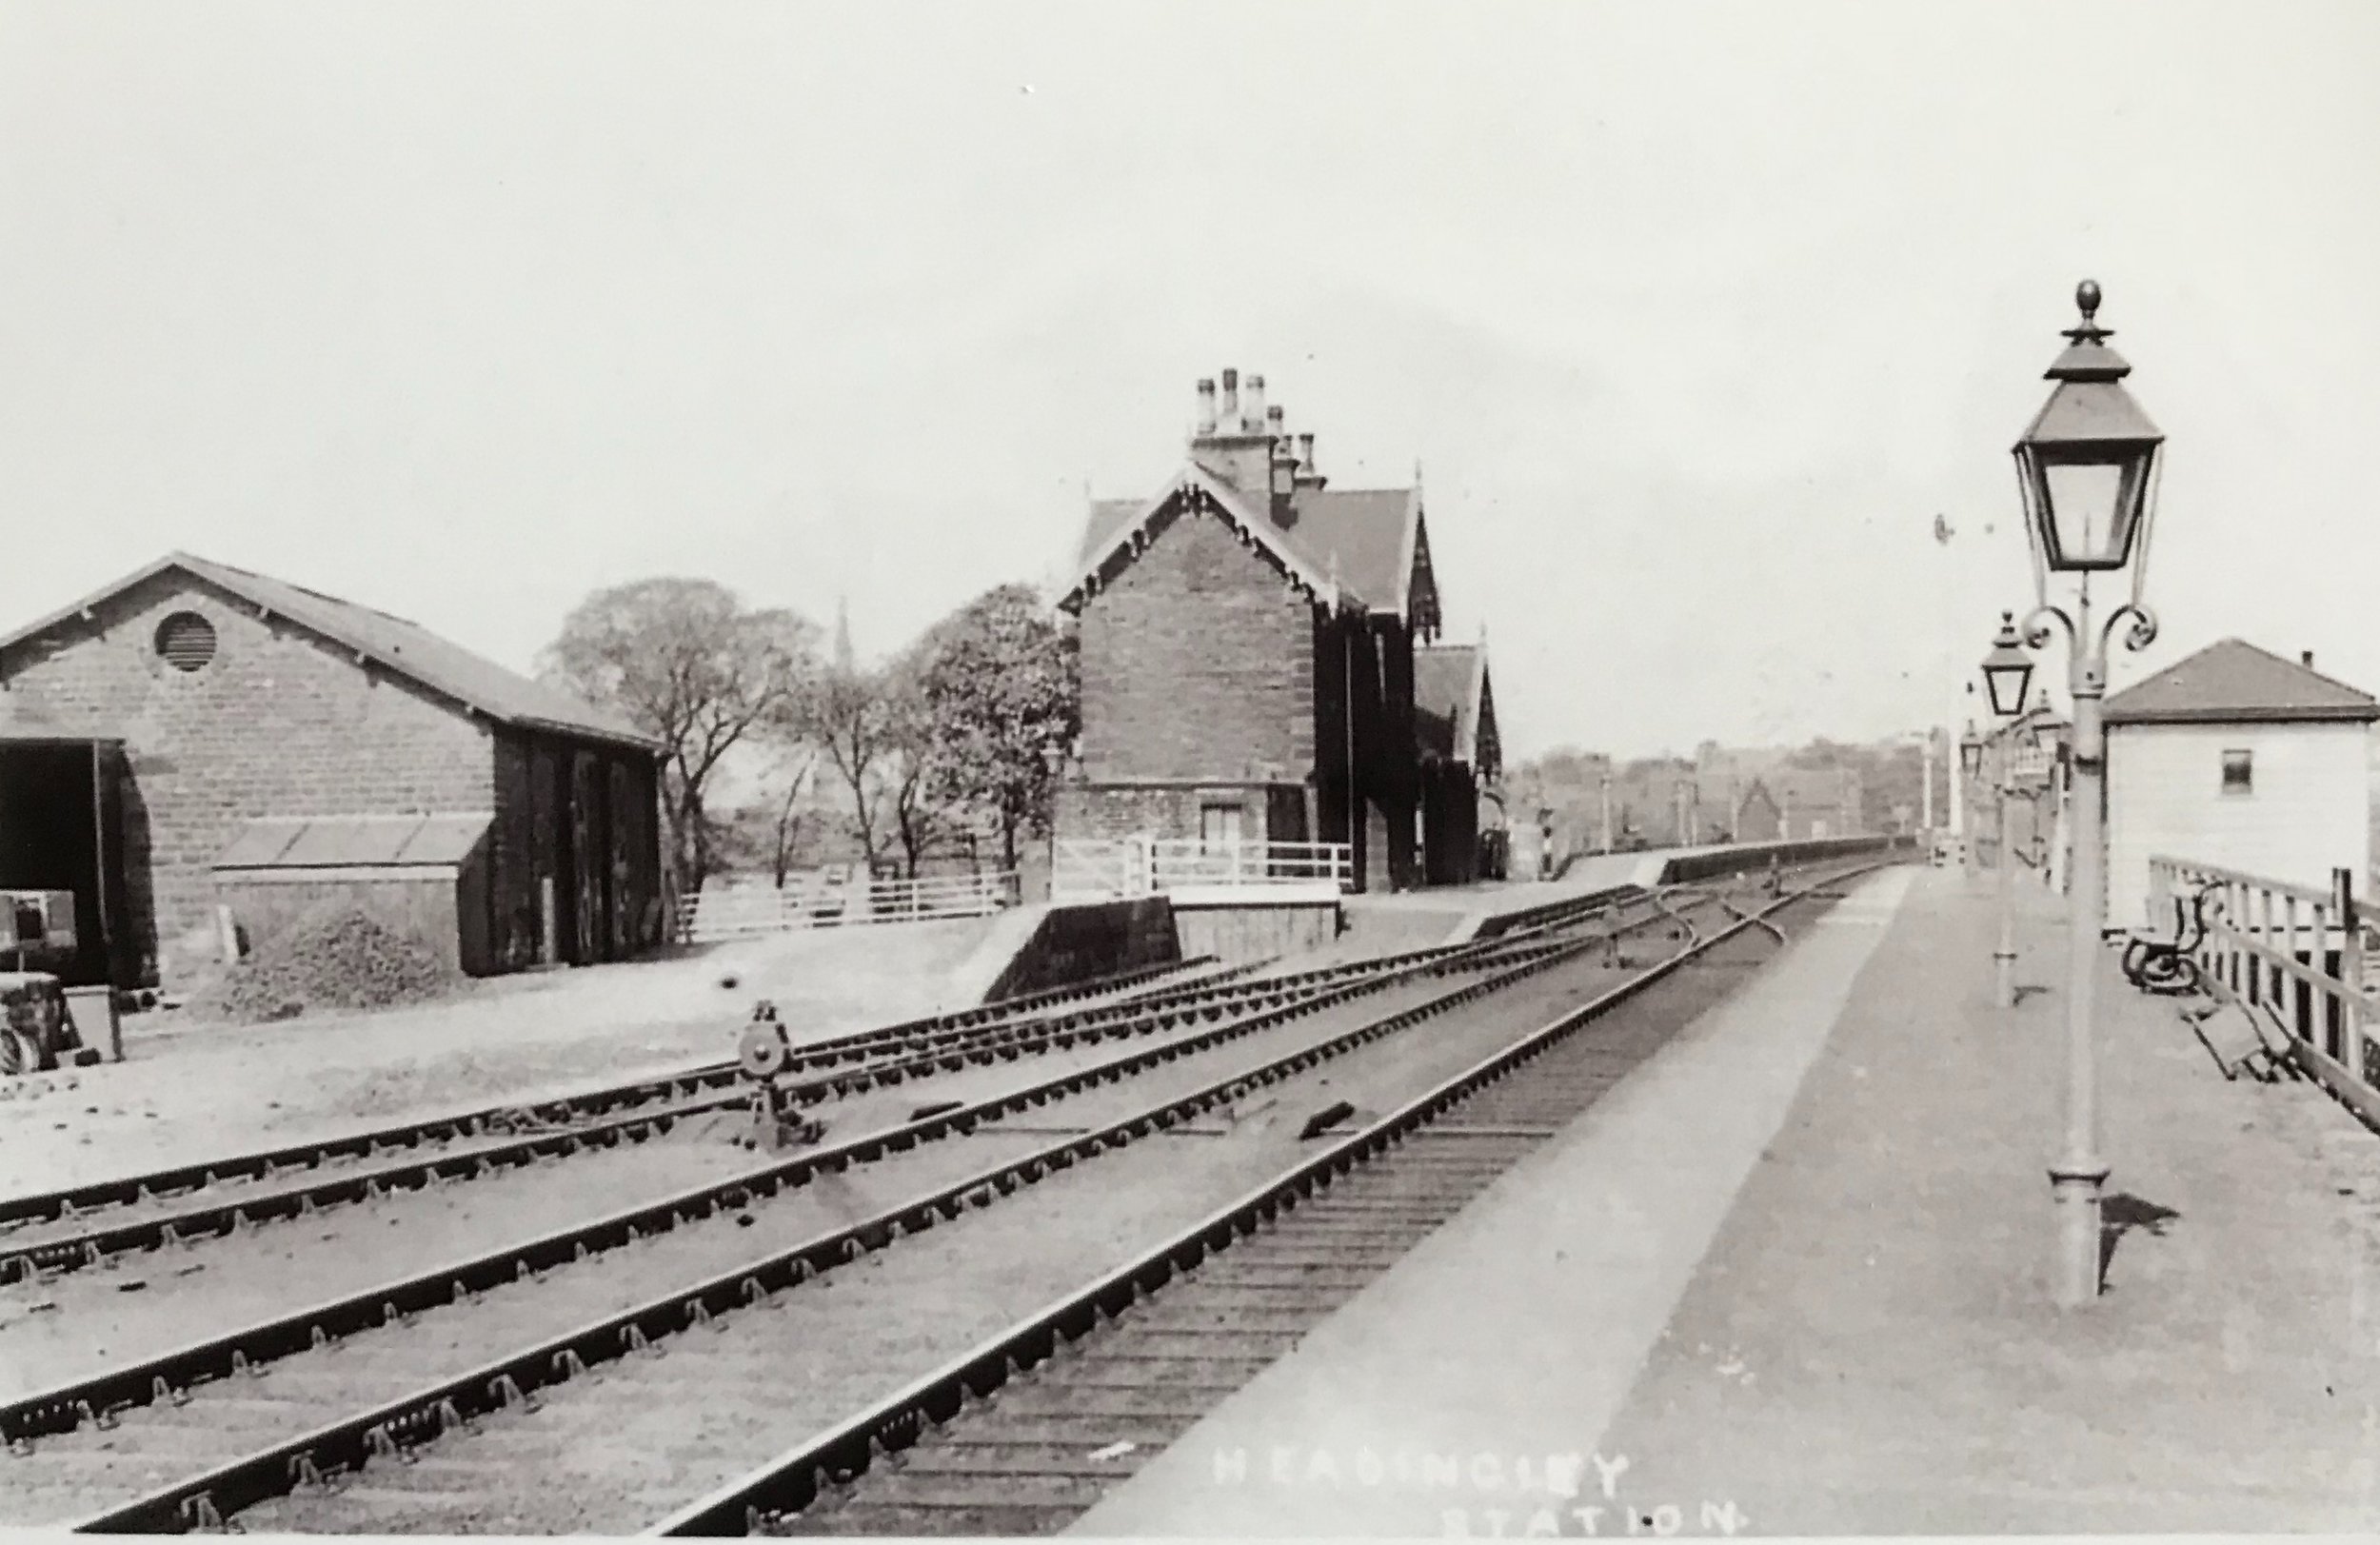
1981 621 2035 1010
1957 723 1984 878
1982 611 2037 718
2013 280 2167 1309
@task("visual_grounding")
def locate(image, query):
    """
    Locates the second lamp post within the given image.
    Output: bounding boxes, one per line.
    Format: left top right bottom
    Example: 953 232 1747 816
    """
1981 611 2037 1009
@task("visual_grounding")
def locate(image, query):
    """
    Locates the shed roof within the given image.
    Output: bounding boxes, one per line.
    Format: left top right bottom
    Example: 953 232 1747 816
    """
0 554 657 752
2104 639 2380 726
214 813 493 870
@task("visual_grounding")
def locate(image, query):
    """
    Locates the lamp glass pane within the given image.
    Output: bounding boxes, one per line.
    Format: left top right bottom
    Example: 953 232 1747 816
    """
1983 662 2033 718
2042 462 2126 564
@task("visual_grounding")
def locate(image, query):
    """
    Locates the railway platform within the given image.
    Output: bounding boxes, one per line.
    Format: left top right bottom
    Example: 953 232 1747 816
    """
1076 865 2380 1537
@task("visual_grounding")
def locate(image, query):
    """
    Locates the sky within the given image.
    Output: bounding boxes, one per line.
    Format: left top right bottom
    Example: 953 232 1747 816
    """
4 2 2377 762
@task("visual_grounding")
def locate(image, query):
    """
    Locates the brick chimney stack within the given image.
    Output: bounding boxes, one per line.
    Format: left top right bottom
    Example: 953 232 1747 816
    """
1293 431 1326 490
1187 364 1284 492
1264 405 1299 525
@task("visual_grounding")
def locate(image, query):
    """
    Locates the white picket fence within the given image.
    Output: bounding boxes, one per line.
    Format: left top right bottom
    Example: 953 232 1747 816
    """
1052 838 1354 902
677 869 1019 942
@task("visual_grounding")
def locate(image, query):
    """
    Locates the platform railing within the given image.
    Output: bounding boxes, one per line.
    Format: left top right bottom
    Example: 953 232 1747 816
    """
677 869 1019 943
1052 837 1354 901
2148 853 2379 1119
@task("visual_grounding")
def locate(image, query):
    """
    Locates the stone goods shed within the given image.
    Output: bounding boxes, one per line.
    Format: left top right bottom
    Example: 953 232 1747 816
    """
0 553 664 991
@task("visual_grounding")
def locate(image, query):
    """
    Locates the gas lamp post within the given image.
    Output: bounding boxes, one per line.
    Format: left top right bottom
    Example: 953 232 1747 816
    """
2011 280 2168 1307
1957 723 1984 880
1981 613 2038 1009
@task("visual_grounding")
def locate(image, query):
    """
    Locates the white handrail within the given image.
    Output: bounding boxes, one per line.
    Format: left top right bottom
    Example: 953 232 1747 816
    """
1053 837 1354 901
677 869 1020 942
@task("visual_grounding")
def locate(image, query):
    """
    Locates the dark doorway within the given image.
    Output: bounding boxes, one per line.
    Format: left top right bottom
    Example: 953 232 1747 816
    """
0 740 127 988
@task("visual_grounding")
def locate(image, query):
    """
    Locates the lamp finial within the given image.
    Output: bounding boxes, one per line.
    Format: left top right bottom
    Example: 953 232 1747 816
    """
2062 280 2112 347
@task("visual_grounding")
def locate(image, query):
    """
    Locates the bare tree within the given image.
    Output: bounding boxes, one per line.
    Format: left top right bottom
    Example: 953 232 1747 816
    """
540 577 818 895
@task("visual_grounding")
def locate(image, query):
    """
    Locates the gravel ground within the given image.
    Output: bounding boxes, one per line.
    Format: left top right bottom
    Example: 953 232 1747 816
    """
222 922 1742 1533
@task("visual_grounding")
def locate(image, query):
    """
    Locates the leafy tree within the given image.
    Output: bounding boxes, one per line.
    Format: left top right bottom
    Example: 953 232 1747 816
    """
539 578 818 896
911 584 1081 874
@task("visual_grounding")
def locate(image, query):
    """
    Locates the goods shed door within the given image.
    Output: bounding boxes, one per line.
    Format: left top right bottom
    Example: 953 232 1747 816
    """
568 750 612 965
0 741 129 989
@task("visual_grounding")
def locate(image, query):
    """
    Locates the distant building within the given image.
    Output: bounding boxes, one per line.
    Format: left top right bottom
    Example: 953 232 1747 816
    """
1733 780 1784 842
1057 368 1459 892
1698 758 1863 843
2103 639 2377 929
0 553 664 990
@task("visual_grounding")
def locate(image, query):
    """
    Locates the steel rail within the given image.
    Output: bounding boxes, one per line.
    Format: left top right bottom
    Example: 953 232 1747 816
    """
0 969 1363 1282
0 921 1615 1284
646 862 1884 1536
58 888 1691 1535
0 955 1209 1235
3 887 1655 1458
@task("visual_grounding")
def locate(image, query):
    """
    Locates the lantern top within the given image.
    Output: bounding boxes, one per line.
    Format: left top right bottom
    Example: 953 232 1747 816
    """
2015 280 2164 453
1983 610 2031 670
2043 278 2134 386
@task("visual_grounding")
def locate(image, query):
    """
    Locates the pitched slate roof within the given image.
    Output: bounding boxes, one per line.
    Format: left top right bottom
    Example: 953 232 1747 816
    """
2103 638 2380 726
1283 488 1424 617
1415 644 1491 767
1070 473 1429 621
0 553 657 751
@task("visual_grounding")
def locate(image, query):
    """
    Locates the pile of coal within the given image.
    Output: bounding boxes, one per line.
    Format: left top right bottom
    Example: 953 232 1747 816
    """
199 907 456 1024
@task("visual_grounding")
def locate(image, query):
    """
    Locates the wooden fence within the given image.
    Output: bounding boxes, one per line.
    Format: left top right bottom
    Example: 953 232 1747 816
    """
2148 853 2379 1122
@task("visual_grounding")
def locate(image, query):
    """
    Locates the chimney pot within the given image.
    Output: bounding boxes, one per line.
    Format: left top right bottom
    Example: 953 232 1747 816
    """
1297 431 1315 468
1219 368 1240 424
1194 378 1217 435
1244 373 1267 429
2303 650 2316 668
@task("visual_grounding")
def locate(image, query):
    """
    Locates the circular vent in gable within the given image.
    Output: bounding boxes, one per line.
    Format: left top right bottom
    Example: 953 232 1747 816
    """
155 611 218 672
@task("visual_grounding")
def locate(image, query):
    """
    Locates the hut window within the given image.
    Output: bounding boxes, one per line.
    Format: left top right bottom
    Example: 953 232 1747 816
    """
155 611 217 673
2221 749 2253 795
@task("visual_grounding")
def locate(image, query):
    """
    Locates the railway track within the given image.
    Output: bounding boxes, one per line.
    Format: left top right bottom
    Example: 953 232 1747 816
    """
0 942 1522 1285
2 873 1847 1534
0 882 1669 1528
4 882 1678 1532
653 862 1884 1538
0 957 1204 1236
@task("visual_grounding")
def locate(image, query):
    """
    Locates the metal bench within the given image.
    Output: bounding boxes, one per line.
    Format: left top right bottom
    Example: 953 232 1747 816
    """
2180 992 2297 1083
2122 881 2217 996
